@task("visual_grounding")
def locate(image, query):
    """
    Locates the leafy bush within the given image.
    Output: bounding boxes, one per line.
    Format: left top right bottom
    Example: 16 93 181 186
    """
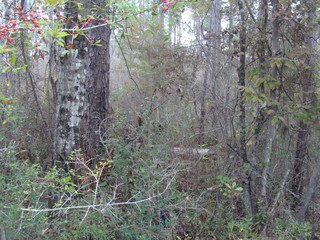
272 218 313 240
1 109 185 239
0 145 48 239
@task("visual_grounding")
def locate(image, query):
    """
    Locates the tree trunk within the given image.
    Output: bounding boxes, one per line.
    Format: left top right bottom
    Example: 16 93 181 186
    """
291 0 317 211
53 1 88 171
50 0 88 213
210 0 222 127
86 3 111 156
260 0 279 224
199 70 208 144
237 0 253 218
296 157 320 222
224 1 235 110
199 0 221 143
249 0 268 215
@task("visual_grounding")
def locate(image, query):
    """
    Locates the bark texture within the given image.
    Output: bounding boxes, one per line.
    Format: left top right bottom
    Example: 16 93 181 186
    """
86 13 111 155
53 1 88 170
291 0 319 215
291 0 317 211
199 0 221 143
237 0 253 218
260 0 279 221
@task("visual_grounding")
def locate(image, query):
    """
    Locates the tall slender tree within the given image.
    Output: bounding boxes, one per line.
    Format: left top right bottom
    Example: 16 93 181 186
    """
292 0 318 212
237 0 253 218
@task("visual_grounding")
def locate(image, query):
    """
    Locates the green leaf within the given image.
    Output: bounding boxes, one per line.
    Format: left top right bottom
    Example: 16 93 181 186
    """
10 53 16 66
0 46 14 54
284 59 295 69
163 34 171 42
244 91 253 100
2 67 10 73
13 65 28 73
277 116 285 123
55 32 69 38
55 39 65 47
87 15 96 20
48 29 69 38
266 109 274 115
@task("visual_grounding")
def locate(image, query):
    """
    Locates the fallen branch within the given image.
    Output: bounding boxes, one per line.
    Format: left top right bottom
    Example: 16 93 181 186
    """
173 147 215 156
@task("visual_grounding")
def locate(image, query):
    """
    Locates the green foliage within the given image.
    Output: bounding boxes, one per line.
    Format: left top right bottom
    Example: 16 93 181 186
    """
0 130 182 239
43 0 64 6
272 218 313 239
227 217 257 239
0 107 187 239
0 95 24 141
0 146 48 239
215 175 243 199
0 0 319 239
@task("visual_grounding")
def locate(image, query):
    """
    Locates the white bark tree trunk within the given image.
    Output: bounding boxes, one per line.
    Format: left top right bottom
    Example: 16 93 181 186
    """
53 1 88 171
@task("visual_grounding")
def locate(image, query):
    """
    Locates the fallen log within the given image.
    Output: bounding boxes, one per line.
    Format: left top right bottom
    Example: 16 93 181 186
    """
173 147 215 156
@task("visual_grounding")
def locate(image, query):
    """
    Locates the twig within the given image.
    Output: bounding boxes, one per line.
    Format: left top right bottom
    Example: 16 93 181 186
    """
243 0 256 23
113 29 141 95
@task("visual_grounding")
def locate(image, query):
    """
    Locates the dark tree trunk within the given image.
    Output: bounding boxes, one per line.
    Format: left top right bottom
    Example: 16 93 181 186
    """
291 0 317 212
237 0 253 218
86 13 111 156
250 0 269 216
292 121 310 208
296 157 320 222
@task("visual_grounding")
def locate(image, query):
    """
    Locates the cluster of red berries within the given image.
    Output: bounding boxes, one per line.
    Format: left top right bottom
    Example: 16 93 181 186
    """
161 0 177 13
0 4 59 48
15 4 47 34
67 42 74 48
54 8 64 20
0 15 20 43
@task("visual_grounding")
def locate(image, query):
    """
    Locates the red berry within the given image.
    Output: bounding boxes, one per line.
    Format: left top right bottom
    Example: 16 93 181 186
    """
9 20 17 26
